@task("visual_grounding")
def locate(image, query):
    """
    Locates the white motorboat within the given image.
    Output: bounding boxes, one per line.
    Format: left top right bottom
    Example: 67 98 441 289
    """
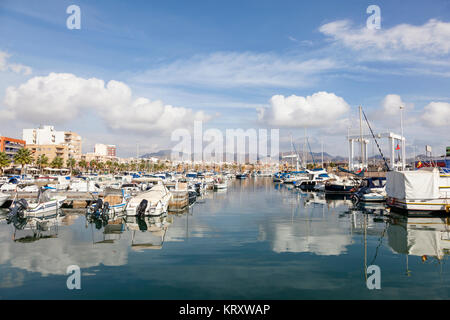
8 188 66 220
214 177 227 190
87 188 131 218
0 183 19 192
214 182 227 190
126 184 172 217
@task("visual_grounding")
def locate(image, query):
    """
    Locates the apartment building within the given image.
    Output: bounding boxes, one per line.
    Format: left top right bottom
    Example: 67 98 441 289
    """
26 144 69 164
0 136 26 160
94 144 116 157
64 131 82 159
23 125 82 160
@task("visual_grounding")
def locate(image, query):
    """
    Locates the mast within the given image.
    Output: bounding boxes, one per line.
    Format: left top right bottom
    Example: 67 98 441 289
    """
400 105 405 170
304 128 307 169
359 106 365 169
290 133 293 170
321 139 324 169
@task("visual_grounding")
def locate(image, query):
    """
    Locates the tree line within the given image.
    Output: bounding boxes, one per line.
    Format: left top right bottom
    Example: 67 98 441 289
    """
0 148 169 175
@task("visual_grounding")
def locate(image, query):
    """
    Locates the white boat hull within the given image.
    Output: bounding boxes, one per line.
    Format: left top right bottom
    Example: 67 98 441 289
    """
387 197 450 212
214 183 227 190
24 196 66 219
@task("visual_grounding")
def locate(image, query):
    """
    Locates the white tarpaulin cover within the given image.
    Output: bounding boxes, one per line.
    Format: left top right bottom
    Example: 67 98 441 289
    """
386 168 440 199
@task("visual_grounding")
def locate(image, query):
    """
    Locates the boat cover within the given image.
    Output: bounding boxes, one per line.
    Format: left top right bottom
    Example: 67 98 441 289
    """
386 168 440 199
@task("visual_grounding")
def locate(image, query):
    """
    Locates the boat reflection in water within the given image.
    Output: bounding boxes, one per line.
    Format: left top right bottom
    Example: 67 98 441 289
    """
388 214 450 263
8 214 63 243
124 215 172 251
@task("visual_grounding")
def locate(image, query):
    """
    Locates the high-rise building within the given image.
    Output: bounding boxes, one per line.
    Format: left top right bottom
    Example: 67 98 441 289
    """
94 144 116 157
64 131 82 159
0 136 26 160
23 125 82 159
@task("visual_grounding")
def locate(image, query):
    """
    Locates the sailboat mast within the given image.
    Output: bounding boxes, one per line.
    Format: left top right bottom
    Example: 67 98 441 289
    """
304 128 307 169
359 106 364 169
321 139 324 169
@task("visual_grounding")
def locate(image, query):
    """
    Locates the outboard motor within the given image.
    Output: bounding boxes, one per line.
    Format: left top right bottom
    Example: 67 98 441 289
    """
136 199 148 219
102 202 110 221
93 198 103 217
7 198 28 222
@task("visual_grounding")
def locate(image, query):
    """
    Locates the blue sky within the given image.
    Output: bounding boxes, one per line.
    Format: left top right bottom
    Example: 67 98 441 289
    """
0 0 449 157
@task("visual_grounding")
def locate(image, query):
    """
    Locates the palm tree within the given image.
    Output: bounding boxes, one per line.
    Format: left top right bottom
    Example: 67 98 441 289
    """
89 160 97 173
78 159 87 173
51 156 64 171
0 152 11 175
36 154 49 174
97 162 105 173
66 157 76 175
113 162 119 173
139 159 146 172
105 160 112 173
13 148 33 175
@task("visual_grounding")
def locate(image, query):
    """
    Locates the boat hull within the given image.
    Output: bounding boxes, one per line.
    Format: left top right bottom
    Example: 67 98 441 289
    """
387 197 450 213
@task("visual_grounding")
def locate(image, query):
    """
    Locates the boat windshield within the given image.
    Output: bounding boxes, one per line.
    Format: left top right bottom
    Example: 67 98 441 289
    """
37 188 51 203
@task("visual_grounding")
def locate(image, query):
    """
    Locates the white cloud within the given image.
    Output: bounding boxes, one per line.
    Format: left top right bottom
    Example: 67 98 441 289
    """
319 19 450 56
2 72 209 133
258 92 350 128
0 51 32 75
421 102 450 127
381 94 413 116
132 52 337 89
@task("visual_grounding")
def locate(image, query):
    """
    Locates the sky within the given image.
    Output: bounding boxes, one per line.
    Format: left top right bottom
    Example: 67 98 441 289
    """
0 0 449 158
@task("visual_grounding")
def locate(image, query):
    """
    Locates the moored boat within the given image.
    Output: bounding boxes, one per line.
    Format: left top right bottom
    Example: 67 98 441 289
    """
386 167 450 214
126 184 172 217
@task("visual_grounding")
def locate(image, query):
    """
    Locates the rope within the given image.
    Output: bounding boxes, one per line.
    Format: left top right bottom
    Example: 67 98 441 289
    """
362 109 390 171
306 137 316 166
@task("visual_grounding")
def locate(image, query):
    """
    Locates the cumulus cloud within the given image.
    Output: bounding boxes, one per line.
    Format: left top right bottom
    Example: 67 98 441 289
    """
381 94 413 115
319 19 450 56
132 52 337 89
258 92 350 127
2 73 209 133
0 51 32 75
421 102 450 127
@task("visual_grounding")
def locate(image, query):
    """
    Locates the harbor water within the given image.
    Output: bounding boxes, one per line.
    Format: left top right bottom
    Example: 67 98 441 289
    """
0 177 449 299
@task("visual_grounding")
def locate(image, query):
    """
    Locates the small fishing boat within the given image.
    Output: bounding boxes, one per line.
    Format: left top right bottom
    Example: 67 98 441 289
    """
214 182 227 190
87 188 130 218
126 184 172 217
294 169 330 191
355 188 387 202
325 176 360 194
353 177 387 202
214 177 227 190
7 188 66 220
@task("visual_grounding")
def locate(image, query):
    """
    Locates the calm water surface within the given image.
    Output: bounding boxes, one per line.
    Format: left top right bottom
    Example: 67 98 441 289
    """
0 178 449 299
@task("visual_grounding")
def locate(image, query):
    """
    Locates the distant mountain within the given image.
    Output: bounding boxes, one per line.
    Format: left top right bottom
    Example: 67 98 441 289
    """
140 149 172 159
281 151 346 162
142 149 350 162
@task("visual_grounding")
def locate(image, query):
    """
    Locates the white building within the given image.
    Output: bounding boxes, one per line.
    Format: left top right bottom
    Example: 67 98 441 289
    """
23 125 64 145
23 125 82 159
94 144 116 157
